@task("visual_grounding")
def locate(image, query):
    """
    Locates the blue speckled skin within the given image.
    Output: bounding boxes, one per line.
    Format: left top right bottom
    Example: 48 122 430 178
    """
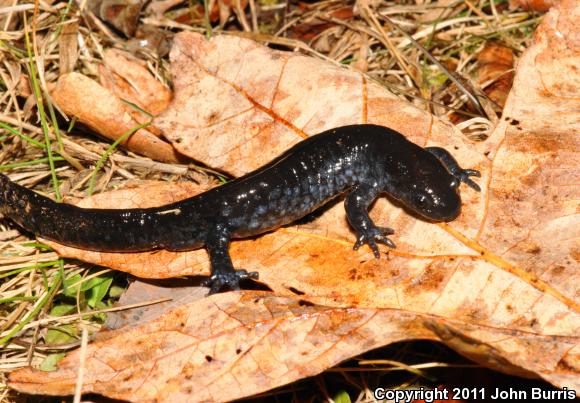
0 124 480 292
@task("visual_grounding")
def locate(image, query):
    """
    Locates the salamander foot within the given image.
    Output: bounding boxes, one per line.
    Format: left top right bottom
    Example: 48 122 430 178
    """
455 169 481 191
425 146 481 191
203 269 259 294
353 226 396 258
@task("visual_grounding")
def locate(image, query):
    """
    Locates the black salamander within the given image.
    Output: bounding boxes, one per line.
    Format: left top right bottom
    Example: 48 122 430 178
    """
0 124 480 293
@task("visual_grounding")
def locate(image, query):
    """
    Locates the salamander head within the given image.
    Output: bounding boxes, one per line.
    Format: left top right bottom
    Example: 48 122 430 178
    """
386 152 461 222
400 178 461 222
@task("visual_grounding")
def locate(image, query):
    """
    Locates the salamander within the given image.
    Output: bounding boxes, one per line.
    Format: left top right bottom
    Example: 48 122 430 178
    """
0 124 480 293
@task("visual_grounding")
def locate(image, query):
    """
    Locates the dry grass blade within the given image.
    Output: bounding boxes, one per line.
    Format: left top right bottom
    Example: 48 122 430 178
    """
380 13 488 118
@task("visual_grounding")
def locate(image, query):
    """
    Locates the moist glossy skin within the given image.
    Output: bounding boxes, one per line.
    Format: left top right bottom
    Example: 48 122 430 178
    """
0 124 480 293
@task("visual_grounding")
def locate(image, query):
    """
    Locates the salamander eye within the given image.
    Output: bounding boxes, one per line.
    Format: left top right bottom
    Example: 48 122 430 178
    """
450 179 459 189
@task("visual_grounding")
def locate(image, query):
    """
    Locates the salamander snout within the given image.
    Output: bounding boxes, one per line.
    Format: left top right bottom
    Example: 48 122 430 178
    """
418 188 461 222
397 181 462 222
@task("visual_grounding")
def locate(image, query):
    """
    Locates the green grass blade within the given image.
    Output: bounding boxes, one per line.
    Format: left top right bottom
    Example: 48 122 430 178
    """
120 99 154 118
23 14 61 201
0 260 63 280
0 156 65 171
0 296 39 304
0 122 45 149
87 121 151 196
45 95 64 153
0 276 61 346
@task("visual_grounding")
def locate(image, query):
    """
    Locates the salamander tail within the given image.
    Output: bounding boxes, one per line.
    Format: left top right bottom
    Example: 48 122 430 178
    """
0 173 180 252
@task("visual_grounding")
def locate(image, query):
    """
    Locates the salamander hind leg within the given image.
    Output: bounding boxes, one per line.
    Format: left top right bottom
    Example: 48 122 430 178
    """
203 225 258 294
345 183 396 259
425 147 481 191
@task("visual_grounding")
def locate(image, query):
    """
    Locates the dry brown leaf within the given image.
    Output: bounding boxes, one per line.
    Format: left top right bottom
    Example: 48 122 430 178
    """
8 0 580 399
287 6 355 41
88 0 145 37
57 21 79 75
128 24 172 57
154 31 469 177
99 49 172 116
510 0 559 12
51 72 185 163
146 0 248 25
8 291 579 401
104 279 207 331
476 42 514 110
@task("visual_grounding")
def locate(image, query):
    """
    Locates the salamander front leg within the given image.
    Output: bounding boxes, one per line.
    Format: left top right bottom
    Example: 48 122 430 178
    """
425 147 481 191
345 183 396 259
202 227 258 294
